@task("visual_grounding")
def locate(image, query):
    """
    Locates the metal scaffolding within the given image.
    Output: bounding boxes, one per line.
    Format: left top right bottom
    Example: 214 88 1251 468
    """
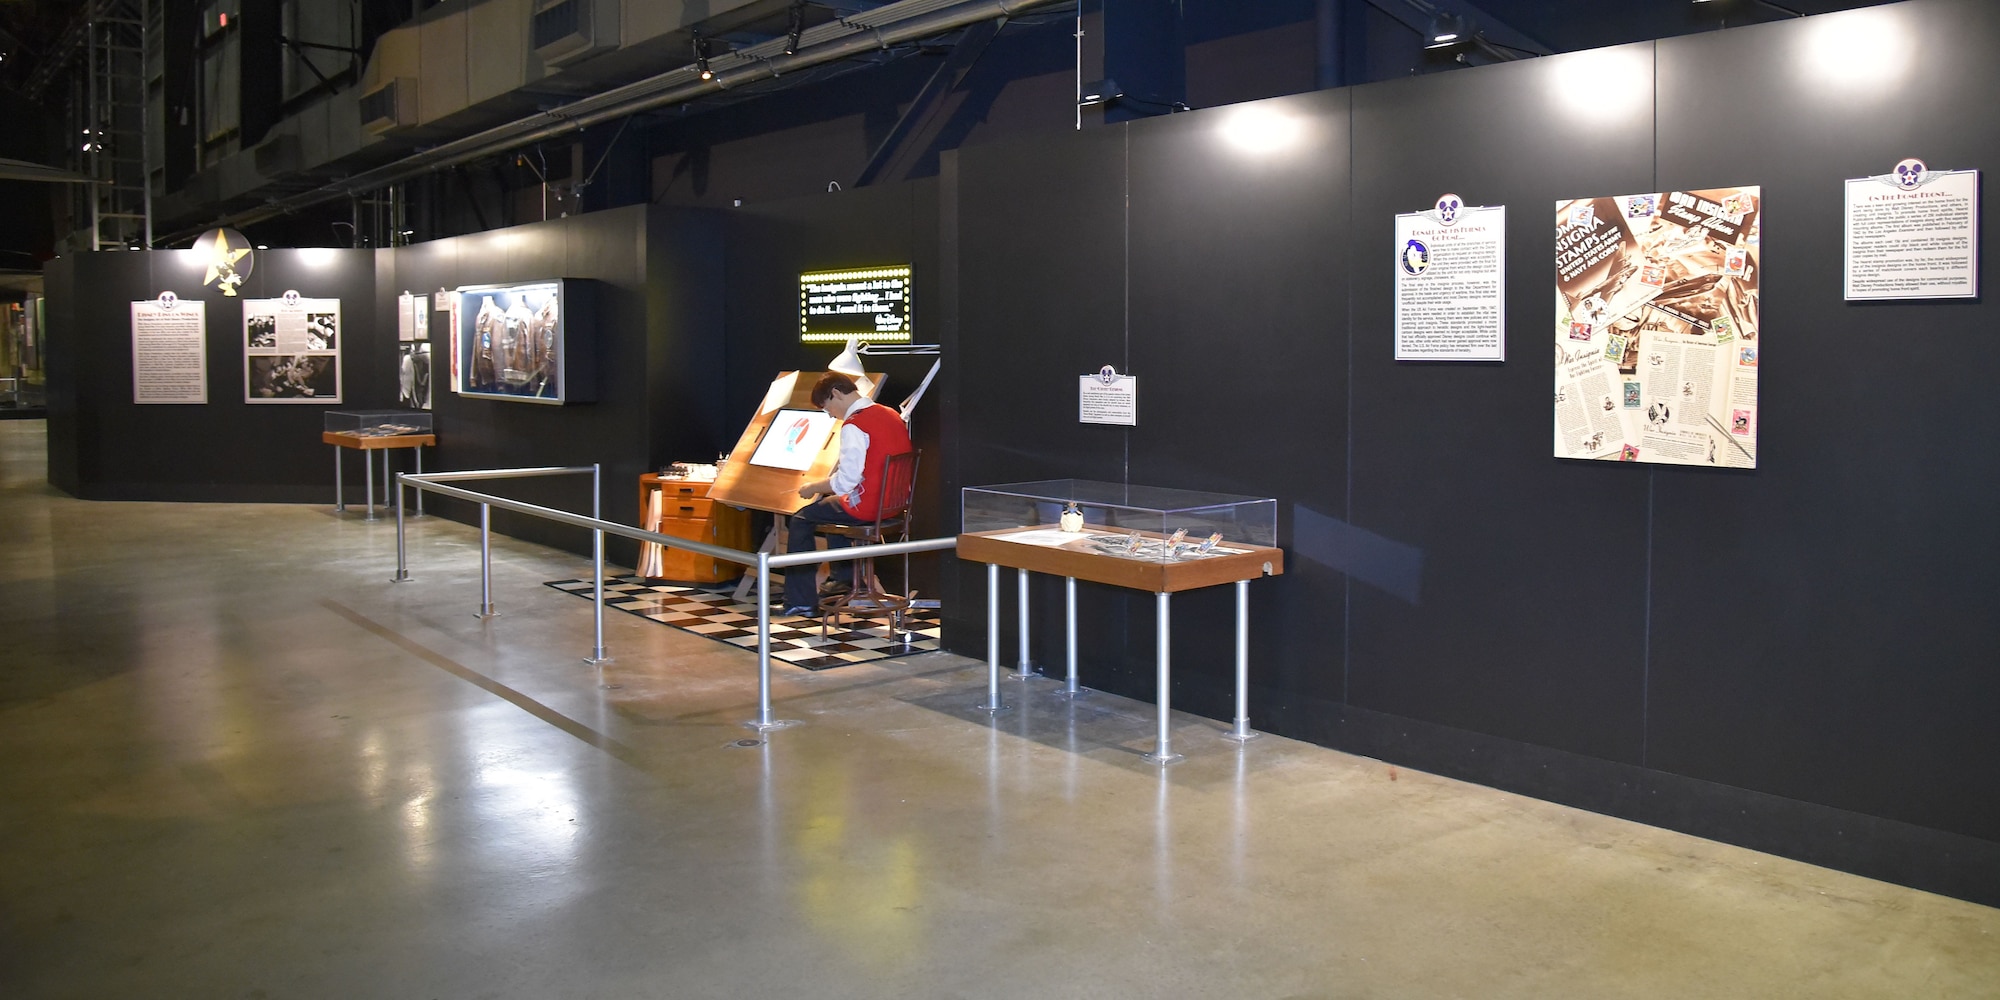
61 0 152 250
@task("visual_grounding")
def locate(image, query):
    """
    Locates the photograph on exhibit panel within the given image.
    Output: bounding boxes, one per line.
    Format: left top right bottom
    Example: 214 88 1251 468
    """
242 295 341 404
248 355 339 399
398 342 432 410
1552 187 1759 468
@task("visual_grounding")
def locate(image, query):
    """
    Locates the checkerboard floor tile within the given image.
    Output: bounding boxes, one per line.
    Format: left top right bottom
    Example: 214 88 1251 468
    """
545 576 941 670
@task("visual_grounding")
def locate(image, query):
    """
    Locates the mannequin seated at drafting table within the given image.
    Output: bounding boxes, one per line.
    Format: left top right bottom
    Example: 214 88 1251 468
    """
780 372 913 616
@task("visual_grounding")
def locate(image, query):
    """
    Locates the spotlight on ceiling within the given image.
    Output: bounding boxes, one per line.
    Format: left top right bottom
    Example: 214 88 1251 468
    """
693 35 713 81
1078 78 1123 107
784 0 805 56
1425 13 1473 50
1690 0 1805 14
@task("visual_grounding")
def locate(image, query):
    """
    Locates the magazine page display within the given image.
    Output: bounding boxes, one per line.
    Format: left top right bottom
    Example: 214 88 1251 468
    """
1395 195 1505 361
1844 159 1979 300
243 292 342 403
1553 187 1760 468
130 292 207 404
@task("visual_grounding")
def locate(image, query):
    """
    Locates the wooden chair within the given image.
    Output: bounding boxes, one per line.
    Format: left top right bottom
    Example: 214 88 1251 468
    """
816 450 920 641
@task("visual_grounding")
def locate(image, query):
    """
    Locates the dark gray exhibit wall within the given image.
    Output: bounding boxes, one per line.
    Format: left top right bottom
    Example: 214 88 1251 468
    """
42 206 731 569
1128 93 1353 717
1344 48 1658 766
1647 9 2000 850
44 247 384 503
379 205 727 564
946 0 1999 904
944 123 1133 656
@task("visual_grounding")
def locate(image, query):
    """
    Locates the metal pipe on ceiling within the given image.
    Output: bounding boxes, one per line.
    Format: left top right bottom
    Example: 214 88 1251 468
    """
174 0 1069 242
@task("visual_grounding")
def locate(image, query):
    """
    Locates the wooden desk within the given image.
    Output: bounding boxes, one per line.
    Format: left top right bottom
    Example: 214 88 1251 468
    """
637 475 752 584
323 431 436 520
956 525 1283 763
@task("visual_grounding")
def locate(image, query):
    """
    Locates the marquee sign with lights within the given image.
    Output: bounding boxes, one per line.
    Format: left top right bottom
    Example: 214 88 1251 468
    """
798 265 911 344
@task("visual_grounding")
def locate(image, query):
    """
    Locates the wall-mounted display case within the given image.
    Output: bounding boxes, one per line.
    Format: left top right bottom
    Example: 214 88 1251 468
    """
452 279 595 404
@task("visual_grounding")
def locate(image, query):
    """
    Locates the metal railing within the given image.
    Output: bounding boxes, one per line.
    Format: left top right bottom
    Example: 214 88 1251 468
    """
392 465 958 731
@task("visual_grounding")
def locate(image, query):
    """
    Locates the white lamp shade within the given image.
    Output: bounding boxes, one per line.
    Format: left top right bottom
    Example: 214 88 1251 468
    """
828 336 865 376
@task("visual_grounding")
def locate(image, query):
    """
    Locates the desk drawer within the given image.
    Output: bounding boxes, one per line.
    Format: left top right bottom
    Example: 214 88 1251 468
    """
657 496 714 520
658 481 712 501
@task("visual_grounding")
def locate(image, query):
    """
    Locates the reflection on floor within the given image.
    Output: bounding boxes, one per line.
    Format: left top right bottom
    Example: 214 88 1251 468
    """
3 418 1995 999
544 575 941 669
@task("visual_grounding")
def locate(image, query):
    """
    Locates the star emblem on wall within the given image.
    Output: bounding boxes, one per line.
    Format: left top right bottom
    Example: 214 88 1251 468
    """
193 227 254 297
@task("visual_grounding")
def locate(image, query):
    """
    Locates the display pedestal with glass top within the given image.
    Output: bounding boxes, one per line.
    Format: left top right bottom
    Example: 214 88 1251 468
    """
323 411 435 520
958 480 1283 763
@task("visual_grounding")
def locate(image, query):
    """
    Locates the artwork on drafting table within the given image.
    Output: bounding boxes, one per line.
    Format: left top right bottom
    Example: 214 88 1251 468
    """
1553 187 1759 468
748 408 837 471
453 279 595 404
243 291 342 403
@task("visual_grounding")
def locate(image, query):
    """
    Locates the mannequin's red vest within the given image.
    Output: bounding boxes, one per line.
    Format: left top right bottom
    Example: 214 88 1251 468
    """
839 402 913 520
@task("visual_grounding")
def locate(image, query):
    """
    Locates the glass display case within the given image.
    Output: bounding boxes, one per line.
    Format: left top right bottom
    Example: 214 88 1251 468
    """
962 479 1277 564
957 479 1285 761
324 410 433 438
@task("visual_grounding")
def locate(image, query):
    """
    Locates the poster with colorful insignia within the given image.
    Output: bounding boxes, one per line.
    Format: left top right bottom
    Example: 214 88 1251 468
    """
1553 187 1759 468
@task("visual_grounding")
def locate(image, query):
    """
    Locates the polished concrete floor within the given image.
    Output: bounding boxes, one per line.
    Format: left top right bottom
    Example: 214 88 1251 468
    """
1 421 1995 999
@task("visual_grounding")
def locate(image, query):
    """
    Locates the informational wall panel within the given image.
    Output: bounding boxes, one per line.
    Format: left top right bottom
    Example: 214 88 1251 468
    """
130 293 207 404
243 293 342 403
1553 188 1760 468
1394 196 1505 361
1844 160 1980 301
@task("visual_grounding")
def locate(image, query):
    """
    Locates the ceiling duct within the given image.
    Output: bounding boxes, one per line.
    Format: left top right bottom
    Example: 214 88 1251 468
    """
359 78 418 134
533 0 621 67
169 0 1070 240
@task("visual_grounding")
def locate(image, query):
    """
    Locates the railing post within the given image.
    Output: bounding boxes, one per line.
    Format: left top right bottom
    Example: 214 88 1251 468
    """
392 473 411 582
748 550 796 732
586 464 609 664
476 502 499 619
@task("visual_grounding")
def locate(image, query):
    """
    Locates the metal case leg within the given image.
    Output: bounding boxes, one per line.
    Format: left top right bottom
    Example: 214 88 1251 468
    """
1143 591 1182 764
1223 579 1258 743
1014 567 1034 679
978 562 1006 713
